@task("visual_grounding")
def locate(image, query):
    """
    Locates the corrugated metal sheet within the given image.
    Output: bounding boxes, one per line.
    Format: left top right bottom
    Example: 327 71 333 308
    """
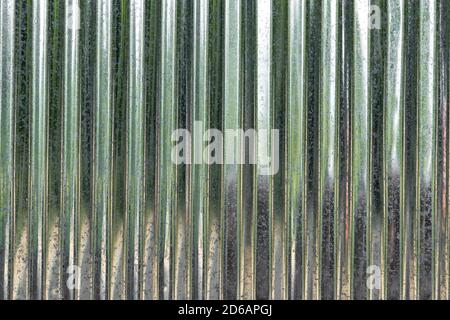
0 0 449 300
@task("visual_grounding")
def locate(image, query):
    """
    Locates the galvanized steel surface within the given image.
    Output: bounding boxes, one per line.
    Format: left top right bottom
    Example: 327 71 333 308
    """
0 0 449 300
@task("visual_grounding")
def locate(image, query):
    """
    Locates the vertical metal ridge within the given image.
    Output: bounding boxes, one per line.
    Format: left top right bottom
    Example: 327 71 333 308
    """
125 0 145 300
61 0 80 300
157 0 177 300
336 0 353 300
383 0 404 300
188 0 209 300
29 0 49 300
207 0 224 300
47 0 64 300
78 0 95 300
142 0 159 300
417 0 436 300
93 0 113 300
255 0 271 300
319 0 339 300
110 0 128 300
0 0 15 300
1 0 449 301
286 0 306 300
13 0 32 300
223 0 241 300
173 0 188 301
241 0 257 301
352 0 371 300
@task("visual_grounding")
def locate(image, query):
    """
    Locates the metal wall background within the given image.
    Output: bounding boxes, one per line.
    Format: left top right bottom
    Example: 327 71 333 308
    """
0 0 449 300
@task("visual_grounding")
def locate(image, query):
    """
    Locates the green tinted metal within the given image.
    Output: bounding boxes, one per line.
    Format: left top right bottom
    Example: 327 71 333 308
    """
0 0 448 300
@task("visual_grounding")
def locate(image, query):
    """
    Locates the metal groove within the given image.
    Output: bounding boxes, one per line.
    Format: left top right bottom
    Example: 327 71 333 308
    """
0 0 449 300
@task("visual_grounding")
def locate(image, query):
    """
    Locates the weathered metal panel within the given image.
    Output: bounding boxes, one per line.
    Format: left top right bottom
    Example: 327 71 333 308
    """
0 0 449 300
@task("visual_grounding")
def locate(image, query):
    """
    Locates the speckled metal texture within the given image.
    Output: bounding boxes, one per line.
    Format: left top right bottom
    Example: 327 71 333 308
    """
0 0 449 300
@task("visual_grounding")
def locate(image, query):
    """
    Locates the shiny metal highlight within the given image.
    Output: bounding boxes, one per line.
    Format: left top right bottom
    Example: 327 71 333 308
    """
0 0 449 300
